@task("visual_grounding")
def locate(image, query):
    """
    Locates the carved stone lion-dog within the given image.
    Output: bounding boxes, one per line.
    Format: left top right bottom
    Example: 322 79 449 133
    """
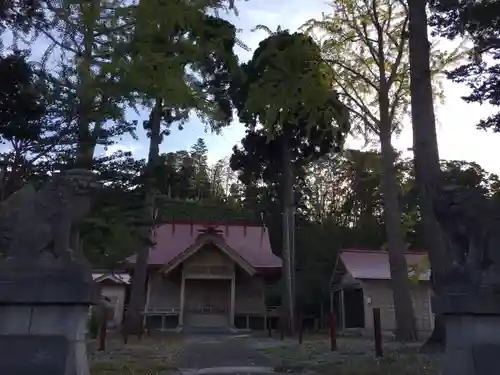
0 169 100 265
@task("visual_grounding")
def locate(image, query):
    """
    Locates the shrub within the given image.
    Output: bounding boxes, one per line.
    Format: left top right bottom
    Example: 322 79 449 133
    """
87 307 102 339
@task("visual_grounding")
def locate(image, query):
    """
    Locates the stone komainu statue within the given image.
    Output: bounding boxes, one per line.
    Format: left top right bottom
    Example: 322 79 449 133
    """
0 169 99 264
434 185 500 291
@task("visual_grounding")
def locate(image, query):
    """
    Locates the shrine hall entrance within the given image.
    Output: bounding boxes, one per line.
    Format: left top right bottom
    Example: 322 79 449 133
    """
183 278 231 328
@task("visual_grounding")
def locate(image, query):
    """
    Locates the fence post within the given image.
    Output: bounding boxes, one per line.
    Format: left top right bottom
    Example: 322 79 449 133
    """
373 307 383 358
329 312 337 351
267 317 272 337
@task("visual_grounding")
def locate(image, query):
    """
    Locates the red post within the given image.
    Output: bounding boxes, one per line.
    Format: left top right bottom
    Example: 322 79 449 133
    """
329 312 337 351
373 307 383 358
98 314 108 351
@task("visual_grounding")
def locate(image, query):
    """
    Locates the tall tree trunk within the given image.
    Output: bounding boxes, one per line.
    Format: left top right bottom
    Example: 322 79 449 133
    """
290 204 296 318
281 135 295 335
74 0 98 170
379 128 418 341
407 0 447 350
124 98 162 337
378 79 418 341
69 1 99 269
289 194 297 329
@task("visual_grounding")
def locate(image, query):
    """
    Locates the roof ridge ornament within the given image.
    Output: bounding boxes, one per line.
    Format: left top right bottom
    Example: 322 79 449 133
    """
198 226 224 236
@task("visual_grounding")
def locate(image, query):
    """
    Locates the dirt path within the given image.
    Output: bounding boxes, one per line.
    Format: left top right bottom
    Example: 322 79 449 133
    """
177 334 273 371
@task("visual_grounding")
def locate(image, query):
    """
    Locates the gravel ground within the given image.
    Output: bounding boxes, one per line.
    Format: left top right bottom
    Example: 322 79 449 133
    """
177 334 273 369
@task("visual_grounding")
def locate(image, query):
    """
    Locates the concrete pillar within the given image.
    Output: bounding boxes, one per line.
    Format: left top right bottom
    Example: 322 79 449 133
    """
143 276 151 326
179 273 185 326
230 274 236 327
340 289 346 331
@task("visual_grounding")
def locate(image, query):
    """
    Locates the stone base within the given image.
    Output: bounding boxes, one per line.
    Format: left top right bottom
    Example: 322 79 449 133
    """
0 305 91 375
441 314 500 375
0 335 69 375
433 292 500 315
0 259 96 375
435 293 500 375
0 259 98 304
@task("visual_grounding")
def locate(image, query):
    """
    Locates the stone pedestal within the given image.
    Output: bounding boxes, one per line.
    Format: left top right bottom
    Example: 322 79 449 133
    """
0 260 98 375
433 292 500 375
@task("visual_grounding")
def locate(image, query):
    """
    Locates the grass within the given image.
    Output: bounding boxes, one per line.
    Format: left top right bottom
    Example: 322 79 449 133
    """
311 353 441 375
256 335 442 375
87 331 442 375
88 332 184 375
90 360 174 375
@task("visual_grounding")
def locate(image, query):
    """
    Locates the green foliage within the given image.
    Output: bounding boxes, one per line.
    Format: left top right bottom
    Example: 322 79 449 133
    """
82 194 149 268
407 254 430 285
0 0 43 36
80 141 255 268
0 52 45 140
303 0 464 139
234 30 349 142
153 140 239 202
122 1 242 135
430 0 500 131
87 307 101 339
276 151 500 310
4 0 241 169
230 32 351 235
230 127 313 219
81 153 148 268
295 220 342 310
0 52 69 196
5 0 142 168
157 198 255 222
2 0 499 330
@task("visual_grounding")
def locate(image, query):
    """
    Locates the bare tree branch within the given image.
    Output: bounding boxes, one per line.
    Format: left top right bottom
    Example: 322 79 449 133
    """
387 15 409 87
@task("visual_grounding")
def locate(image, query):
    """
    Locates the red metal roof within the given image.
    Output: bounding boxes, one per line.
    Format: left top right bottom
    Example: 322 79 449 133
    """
126 220 282 269
339 249 430 281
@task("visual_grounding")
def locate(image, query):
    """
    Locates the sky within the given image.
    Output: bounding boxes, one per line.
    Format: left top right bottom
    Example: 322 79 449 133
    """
19 0 500 174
